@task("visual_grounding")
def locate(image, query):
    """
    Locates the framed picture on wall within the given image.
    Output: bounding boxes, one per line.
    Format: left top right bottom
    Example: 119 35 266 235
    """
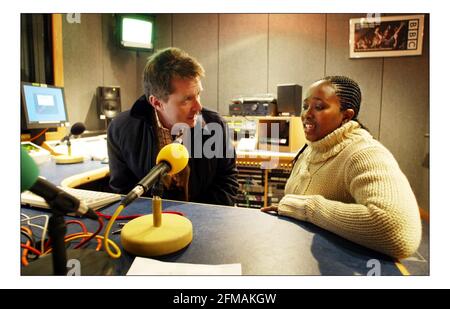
349 15 425 58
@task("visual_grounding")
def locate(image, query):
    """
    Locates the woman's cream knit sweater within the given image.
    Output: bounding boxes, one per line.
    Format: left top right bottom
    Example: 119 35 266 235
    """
280 121 421 258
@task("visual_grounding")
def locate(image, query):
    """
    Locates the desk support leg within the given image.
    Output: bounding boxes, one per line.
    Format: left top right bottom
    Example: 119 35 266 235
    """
263 169 269 208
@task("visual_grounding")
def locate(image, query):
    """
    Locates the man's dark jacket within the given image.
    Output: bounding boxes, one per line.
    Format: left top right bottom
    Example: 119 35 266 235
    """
107 95 239 206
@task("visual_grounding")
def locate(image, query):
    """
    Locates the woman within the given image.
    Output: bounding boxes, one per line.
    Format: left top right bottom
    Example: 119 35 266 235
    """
261 76 421 259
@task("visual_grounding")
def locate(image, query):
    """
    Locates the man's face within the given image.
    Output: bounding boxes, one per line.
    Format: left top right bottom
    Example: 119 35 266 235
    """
151 77 203 129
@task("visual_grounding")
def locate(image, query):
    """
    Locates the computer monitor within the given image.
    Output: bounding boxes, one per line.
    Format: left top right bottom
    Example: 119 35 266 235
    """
258 119 291 147
118 14 154 51
21 82 69 129
257 117 305 153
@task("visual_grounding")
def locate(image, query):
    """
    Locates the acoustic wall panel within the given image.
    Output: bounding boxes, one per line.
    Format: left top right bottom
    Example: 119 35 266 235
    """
173 14 219 111
268 14 326 103
218 14 269 115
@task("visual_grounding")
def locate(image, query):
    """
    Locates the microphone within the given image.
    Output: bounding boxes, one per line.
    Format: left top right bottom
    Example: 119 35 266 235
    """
69 122 86 136
21 147 98 220
58 122 86 144
55 122 86 164
121 142 189 207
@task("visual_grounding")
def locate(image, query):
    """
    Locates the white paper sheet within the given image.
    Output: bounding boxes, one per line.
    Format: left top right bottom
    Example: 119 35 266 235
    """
126 257 242 275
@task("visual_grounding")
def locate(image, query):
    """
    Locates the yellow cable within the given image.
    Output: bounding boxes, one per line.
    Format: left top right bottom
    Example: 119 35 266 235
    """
103 204 125 259
395 260 411 276
66 234 120 255
43 233 120 256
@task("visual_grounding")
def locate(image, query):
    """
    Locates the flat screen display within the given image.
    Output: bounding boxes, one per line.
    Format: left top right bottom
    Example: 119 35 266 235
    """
21 83 68 129
258 119 290 146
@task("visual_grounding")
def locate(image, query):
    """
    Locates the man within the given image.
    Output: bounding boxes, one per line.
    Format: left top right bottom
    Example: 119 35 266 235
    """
107 47 238 205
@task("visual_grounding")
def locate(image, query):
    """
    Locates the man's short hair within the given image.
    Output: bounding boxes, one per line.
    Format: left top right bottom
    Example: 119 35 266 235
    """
143 47 205 101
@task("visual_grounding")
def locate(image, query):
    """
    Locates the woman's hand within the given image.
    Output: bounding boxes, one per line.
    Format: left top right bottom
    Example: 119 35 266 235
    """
260 205 278 214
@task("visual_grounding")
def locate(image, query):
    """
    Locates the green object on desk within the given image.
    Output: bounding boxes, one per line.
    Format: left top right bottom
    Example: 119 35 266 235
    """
20 146 39 192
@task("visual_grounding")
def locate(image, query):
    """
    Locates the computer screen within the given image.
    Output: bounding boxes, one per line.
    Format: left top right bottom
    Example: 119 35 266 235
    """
258 119 290 146
21 82 69 129
119 15 153 50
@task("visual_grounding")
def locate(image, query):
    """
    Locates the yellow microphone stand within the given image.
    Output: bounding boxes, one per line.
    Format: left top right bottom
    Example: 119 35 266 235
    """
120 178 193 257
113 142 193 257
55 138 84 164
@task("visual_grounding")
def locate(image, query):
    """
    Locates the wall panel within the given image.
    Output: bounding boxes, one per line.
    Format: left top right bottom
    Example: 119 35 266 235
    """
268 14 326 99
173 14 219 111
63 14 103 130
380 19 429 210
218 14 269 115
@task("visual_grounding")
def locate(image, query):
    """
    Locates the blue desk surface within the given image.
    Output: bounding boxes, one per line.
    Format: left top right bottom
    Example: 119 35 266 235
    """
22 160 404 275
38 159 106 186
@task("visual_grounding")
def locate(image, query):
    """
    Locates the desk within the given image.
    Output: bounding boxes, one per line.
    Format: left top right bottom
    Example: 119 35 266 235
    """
20 159 410 276
37 159 107 187
21 199 406 275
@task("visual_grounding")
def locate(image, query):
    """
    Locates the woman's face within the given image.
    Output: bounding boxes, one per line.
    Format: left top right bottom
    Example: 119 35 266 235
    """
301 81 354 142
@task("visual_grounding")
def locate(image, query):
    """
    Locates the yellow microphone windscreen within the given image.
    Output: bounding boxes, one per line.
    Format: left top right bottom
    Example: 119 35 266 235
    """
156 143 189 175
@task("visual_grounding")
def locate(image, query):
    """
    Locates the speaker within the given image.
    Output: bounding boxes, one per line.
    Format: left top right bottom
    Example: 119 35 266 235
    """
97 86 121 119
277 84 302 116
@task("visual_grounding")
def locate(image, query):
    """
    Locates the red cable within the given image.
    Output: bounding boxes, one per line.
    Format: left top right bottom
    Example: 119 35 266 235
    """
20 226 35 266
96 212 143 220
29 128 49 142
45 232 101 254
21 240 31 266
21 244 42 256
43 220 87 251
65 220 88 233
74 216 104 249
163 211 184 216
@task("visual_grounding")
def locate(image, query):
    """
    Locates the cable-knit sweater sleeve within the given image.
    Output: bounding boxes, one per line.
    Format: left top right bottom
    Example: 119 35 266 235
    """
278 145 422 259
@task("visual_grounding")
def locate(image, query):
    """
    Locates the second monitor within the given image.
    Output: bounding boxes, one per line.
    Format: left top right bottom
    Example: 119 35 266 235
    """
21 82 69 130
257 117 305 153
